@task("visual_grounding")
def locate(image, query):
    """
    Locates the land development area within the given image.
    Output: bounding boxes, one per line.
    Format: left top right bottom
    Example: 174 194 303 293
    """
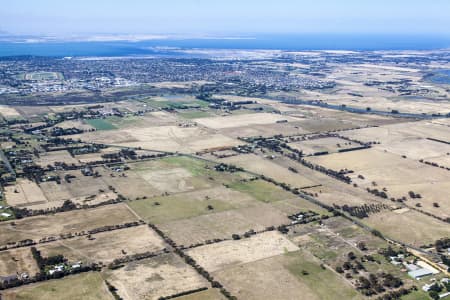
0 49 449 300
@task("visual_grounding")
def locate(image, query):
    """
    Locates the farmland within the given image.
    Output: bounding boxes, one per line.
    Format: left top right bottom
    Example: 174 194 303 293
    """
0 50 449 300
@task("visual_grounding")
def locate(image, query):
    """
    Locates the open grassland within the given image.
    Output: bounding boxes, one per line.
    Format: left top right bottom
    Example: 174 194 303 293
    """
288 136 359 155
127 186 255 224
2 272 113 300
227 179 295 203
177 110 212 119
222 154 316 188
187 231 299 272
213 250 362 300
85 118 117 130
4 178 48 207
194 112 299 129
176 288 226 300
34 150 79 167
364 210 450 247
0 203 138 245
74 125 241 153
106 253 208 300
159 203 290 246
0 248 39 277
38 225 166 264
307 148 450 219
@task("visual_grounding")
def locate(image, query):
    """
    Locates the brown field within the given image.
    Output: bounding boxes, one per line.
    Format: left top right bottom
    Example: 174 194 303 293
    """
194 112 299 129
288 136 359 155
106 253 208 300
35 150 79 167
97 166 160 199
364 210 450 247
0 203 139 245
222 154 316 188
74 125 241 153
57 120 95 131
138 167 203 194
4 179 48 207
159 203 290 246
270 197 330 215
0 248 39 277
176 288 226 300
220 122 308 138
306 148 450 218
0 105 21 118
187 231 299 272
38 225 166 264
213 250 362 300
2 272 114 300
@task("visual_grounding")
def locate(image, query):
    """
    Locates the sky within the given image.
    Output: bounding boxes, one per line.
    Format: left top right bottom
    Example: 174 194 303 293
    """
1 0 450 37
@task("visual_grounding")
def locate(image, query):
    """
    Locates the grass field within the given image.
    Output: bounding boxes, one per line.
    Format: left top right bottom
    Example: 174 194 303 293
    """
106 253 208 300
3 273 113 300
177 288 226 300
85 118 117 130
127 186 247 224
228 179 293 203
178 110 212 119
284 251 363 300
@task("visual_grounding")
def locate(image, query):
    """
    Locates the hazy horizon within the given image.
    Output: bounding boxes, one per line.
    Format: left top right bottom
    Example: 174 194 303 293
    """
2 0 450 38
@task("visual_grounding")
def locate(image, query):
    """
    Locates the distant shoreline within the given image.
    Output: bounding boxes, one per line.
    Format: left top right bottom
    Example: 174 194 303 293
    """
1 34 449 57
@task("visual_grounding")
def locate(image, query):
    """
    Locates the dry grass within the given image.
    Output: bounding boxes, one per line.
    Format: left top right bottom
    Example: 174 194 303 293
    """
187 231 298 272
106 253 208 300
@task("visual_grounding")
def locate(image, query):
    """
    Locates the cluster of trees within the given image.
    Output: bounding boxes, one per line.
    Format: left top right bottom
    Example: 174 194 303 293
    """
108 249 168 270
105 280 122 300
435 238 450 252
298 158 352 184
12 199 77 219
334 203 389 219
31 247 65 272
50 126 86 137
158 287 208 300
366 188 388 199
41 137 80 151
356 272 403 296
426 281 450 300
419 159 450 171
214 163 243 173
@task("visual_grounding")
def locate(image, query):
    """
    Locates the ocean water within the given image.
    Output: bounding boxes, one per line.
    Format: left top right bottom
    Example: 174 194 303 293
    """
0 34 449 57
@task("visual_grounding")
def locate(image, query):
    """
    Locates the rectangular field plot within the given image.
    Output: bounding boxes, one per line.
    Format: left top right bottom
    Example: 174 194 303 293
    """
363 210 450 247
2 272 113 300
213 250 362 300
194 112 299 129
187 231 299 272
0 203 139 246
159 203 290 246
228 179 295 203
222 154 316 188
288 136 360 155
38 225 166 264
306 148 450 219
34 150 79 167
106 253 208 300
127 186 256 224
0 247 39 277
4 178 48 207
78 124 242 153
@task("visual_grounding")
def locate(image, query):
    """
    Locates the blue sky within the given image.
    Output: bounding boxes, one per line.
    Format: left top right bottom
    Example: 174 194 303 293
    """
1 0 450 37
